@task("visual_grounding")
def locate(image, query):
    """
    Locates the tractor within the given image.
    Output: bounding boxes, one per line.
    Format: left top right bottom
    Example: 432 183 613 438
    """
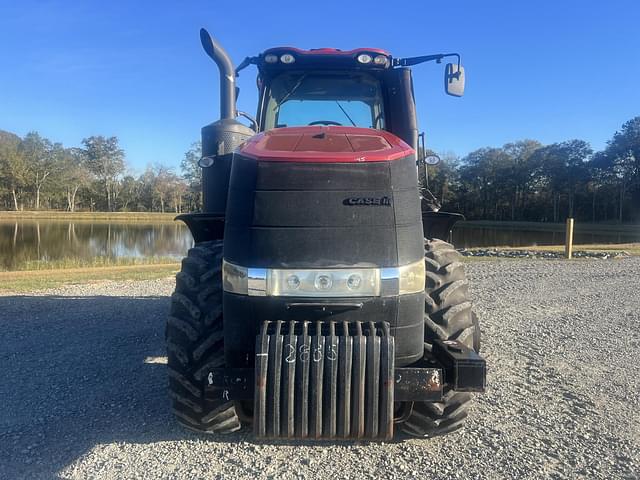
166 28 485 440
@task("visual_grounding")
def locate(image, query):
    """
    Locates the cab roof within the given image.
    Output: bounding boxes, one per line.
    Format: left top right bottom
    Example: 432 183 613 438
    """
257 47 393 73
263 47 391 56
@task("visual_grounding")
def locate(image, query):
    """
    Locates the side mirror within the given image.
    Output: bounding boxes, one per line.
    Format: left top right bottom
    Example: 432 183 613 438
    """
425 154 441 165
444 63 465 97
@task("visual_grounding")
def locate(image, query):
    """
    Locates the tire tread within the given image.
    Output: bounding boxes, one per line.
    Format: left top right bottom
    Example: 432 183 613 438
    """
401 239 480 438
166 240 241 434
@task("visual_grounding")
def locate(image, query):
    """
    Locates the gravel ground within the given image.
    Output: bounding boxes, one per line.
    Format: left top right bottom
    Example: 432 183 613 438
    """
1 258 639 479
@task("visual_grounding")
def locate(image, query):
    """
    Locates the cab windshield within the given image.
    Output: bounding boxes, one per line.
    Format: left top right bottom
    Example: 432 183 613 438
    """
263 72 385 130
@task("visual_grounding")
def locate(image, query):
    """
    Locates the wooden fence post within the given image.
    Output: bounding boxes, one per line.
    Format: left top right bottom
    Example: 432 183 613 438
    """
565 218 574 259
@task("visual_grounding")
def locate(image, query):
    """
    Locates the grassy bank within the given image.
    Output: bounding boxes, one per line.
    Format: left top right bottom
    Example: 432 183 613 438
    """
0 211 178 222
2 256 181 272
0 263 179 292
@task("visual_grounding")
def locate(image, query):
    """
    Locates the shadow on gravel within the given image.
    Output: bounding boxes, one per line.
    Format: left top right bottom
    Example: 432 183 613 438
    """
0 294 409 479
0 294 191 479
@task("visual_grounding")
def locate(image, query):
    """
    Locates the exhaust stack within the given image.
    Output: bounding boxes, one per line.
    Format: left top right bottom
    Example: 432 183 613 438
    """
199 29 236 120
198 28 254 214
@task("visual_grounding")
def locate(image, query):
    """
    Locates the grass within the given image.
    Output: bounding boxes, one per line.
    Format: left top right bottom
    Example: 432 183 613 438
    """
4 256 181 272
0 211 178 222
0 263 179 293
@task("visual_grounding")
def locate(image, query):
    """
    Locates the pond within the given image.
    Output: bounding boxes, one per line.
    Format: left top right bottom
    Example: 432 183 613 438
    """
0 219 638 271
0 220 193 271
452 222 640 248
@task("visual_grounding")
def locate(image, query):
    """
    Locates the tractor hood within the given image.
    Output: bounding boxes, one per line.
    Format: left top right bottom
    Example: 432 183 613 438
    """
239 126 414 163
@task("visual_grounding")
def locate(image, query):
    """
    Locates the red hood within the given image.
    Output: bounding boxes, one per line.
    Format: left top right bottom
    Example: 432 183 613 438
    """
238 126 414 163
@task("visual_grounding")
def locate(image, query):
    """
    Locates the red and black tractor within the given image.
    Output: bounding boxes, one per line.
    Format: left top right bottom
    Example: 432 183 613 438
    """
166 28 485 440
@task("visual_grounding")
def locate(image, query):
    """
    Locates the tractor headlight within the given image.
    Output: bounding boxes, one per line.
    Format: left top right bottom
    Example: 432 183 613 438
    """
222 261 248 294
397 260 426 294
373 54 388 66
268 268 380 297
222 260 425 297
280 53 296 64
356 53 373 64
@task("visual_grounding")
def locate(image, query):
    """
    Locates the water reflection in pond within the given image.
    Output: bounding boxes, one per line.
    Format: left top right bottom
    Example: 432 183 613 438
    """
452 222 640 248
0 220 193 271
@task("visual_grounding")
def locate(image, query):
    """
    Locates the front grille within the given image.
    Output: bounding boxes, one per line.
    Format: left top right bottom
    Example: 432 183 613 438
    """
254 320 394 439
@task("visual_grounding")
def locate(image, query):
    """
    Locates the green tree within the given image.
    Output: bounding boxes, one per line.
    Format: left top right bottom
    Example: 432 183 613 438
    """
82 136 125 211
426 152 460 209
459 147 513 219
588 151 618 222
531 140 592 221
598 117 640 221
0 130 29 210
502 140 543 220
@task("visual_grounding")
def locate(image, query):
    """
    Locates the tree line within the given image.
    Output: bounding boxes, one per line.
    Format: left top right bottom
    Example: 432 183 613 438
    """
0 116 638 222
428 116 639 223
0 130 202 213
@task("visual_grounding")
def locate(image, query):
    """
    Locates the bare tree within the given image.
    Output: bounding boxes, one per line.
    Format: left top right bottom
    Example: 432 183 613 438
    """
153 165 175 213
171 178 188 213
63 148 92 212
180 141 202 210
19 132 55 209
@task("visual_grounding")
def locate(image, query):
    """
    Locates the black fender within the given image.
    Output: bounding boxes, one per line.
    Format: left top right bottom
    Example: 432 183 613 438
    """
422 211 465 241
177 210 464 245
176 213 225 244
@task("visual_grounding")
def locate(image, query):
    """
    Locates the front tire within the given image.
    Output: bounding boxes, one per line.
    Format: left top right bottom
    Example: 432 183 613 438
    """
165 240 241 434
401 239 480 437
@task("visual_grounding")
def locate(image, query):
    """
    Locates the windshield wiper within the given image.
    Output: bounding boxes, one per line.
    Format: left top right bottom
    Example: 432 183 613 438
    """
273 74 308 111
335 101 356 126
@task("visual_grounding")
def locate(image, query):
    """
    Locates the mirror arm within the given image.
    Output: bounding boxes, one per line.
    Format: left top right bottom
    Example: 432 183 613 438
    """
417 132 426 164
394 52 460 68
235 56 259 77
237 111 258 131
417 132 428 189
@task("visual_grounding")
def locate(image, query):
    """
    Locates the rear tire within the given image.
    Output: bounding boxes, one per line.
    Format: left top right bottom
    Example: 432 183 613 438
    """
400 238 480 437
165 240 241 434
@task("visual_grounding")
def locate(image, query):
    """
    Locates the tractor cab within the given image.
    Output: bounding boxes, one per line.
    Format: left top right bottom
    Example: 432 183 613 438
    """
256 48 390 131
251 46 465 152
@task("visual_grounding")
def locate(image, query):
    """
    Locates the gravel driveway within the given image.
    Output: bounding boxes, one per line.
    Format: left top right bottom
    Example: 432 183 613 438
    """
1 258 639 479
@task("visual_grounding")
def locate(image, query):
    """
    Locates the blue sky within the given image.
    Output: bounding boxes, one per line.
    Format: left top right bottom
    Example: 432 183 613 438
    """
1 0 638 172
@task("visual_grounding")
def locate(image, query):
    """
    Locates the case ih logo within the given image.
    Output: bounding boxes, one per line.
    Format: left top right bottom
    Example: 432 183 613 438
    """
343 196 392 206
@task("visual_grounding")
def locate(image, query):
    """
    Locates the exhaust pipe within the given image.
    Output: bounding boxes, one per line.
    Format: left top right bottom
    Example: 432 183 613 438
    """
198 28 255 215
199 28 236 120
